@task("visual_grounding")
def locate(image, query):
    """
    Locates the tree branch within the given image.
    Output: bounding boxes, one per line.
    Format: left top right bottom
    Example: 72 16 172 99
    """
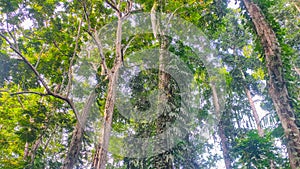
82 1 109 76
0 33 80 123
10 91 48 96
122 35 135 56
35 45 46 69
90 30 110 76
82 0 91 31
0 32 52 93
105 0 121 15
6 14 18 50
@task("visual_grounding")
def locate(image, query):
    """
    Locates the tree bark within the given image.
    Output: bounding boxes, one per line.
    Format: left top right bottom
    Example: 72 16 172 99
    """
245 87 264 136
92 62 122 169
62 91 97 169
212 84 232 169
150 1 174 168
153 36 174 169
239 69 264 137
92 13 123 169
23 142 29 160
242 0 300 168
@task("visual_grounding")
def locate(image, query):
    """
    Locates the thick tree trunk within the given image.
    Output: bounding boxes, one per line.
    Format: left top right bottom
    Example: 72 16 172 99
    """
242 0 300 168
212 84 232 169
92 15 123 169
62 92 96 169
62 122 84 169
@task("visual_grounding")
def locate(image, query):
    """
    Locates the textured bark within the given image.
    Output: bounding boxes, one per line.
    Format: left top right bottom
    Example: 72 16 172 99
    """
62 92 96 169
92 63 121 169
23 142 29 160
245 88 264 136
62 122 84 169
92 14 123 169
218 121 232 169
150 1 174 168
212 84 232 169
29 135 42 167
153 37 174 169
242 0 300 168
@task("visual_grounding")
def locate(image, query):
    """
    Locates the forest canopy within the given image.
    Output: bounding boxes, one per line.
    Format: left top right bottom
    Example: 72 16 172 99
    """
0 0 299 168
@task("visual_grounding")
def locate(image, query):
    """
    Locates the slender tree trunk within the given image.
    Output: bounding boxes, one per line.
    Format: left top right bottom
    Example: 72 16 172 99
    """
239 69 264 137
92 63 122 169
62 91 97 169
153 37 174 169
29 135 42 167
244 87 264 136
212 84 232 169
62 122 84 169
242 74 277 168
23 142 29 160
151 1 174 168
242 0 300 168
244 85 278 168
92 14 123 169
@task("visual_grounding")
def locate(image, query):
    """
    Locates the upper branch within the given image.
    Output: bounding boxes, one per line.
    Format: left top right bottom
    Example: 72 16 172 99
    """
105 0 121 15
0 33 52 93
0 33 80 123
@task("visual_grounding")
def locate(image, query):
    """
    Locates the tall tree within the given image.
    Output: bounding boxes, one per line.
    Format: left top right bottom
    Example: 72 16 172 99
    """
92 1 133 168
242 0 300 168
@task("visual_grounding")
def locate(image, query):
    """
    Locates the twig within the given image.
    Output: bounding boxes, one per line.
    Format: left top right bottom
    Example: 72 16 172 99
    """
105 0 121 15
293 2 300 13
122 35 135 55
66 19 82 97
6 13 18 50
35 45 46 69
167 5 185 29
294 66 300 76
82 0 91 31
124 0 133 17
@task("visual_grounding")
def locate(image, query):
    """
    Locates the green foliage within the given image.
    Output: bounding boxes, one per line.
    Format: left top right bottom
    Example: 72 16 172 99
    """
0 0 299 168
232 130 289 168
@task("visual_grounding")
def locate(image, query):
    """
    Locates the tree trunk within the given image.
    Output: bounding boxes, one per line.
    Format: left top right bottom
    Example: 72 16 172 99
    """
150 1 174 168
212 84 232 169
239 69 264 137
244 86 278 168
244 87 264 136
242 0 300 168
153 37 174 169
23 142 29 160
62 91 97 169
92 14 123 169
92 63 122 169
62 122 84 169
